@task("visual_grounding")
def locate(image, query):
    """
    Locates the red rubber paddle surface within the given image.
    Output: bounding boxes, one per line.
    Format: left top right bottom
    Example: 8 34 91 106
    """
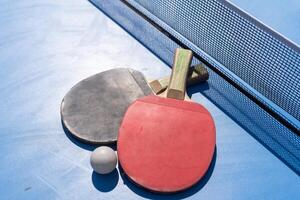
118 95 216 193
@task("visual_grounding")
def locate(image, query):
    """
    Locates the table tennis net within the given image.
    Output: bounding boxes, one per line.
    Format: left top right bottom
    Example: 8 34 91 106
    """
90 0 300 173
126 0 300 132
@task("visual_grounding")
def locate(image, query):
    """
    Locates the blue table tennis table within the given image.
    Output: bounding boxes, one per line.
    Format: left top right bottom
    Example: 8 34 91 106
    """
0 0 299 199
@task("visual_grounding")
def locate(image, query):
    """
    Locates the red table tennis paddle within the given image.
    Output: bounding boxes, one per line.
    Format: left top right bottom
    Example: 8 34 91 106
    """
118 48 216 193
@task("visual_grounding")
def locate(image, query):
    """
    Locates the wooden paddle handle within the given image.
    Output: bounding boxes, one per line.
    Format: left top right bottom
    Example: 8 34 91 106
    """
166 48 193 100
149 63 209 95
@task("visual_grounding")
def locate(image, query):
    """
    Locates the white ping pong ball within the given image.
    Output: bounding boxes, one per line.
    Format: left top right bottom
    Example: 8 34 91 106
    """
90 146 117 174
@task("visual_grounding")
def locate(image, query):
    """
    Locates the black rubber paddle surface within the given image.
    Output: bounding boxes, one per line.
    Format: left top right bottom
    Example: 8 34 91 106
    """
61 68 152 144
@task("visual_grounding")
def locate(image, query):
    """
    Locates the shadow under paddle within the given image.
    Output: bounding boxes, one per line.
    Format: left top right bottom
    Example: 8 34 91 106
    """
61 119 117 151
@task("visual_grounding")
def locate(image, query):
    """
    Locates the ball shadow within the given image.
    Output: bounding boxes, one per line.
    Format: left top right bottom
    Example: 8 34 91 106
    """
92 169 119 192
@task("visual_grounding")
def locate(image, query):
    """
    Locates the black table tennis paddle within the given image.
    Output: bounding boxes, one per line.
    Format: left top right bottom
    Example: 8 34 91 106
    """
61 64 209 144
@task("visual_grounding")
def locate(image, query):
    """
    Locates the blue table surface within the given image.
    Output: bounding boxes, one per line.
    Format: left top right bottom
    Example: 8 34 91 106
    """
0 0 299 199
230 0 300 45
